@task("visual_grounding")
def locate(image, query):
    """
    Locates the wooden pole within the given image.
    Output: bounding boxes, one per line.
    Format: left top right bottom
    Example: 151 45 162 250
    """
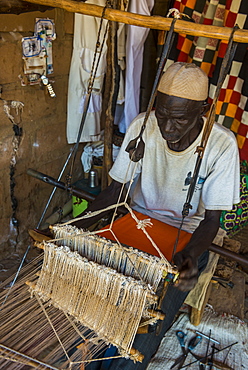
101 1 120 189
25 0 248 42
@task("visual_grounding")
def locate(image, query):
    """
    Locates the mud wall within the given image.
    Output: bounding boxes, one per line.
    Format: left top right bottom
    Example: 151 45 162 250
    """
0 9 83 258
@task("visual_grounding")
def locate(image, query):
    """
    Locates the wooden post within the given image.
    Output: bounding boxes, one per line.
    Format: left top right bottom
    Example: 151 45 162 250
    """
101 1 120 189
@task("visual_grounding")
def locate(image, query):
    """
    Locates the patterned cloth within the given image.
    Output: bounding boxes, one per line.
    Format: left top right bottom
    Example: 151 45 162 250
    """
168 0 248 161
220 164 248 235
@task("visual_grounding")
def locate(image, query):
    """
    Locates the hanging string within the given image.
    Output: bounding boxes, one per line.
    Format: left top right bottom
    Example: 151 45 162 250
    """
0 344 60 370
108 155 139 229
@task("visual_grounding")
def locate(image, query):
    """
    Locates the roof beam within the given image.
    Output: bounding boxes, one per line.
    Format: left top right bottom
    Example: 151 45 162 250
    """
24 0 248 43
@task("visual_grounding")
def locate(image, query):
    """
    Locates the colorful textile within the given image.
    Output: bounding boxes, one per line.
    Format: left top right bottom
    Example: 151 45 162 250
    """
169 0 248 161
220 166 248 235
101 210 192 260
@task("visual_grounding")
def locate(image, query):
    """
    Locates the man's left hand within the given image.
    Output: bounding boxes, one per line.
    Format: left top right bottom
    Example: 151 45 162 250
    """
173 250 198 292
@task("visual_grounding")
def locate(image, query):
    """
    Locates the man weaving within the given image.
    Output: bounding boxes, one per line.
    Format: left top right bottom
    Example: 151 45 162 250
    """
73 62 240 368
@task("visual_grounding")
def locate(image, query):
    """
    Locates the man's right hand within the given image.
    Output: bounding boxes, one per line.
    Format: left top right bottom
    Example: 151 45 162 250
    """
173 250 198 292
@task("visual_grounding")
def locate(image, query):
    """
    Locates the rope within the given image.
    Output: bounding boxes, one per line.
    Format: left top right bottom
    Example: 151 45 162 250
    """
124 204 168 263
64 311 87 342
52 205 173 273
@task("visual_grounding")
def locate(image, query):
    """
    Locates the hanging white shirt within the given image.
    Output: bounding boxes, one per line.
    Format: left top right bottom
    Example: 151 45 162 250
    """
67 0 108 144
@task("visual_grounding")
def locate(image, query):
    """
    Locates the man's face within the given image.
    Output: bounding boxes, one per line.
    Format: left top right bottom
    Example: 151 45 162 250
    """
155 93 204 143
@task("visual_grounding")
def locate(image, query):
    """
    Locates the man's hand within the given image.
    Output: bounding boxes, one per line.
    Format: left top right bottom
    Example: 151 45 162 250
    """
173 250 198 292
172 210 221 292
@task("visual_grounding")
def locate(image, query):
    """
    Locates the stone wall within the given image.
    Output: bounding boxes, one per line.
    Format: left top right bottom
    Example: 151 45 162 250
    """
0 9 83 258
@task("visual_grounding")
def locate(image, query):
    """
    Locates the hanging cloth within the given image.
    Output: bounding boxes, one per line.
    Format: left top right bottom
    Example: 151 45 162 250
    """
67 0 129 143
67 0 108 144
167 0 248 161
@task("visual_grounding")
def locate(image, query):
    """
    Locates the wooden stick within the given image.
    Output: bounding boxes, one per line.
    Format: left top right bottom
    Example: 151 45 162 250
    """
26 281 37 289
147 309 165 320
129 347 144 363
34 241 45 249
25 0 248 42
101 1 119 189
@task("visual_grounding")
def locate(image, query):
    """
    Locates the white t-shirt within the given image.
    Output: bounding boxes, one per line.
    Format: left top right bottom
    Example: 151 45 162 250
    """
109 111 240 233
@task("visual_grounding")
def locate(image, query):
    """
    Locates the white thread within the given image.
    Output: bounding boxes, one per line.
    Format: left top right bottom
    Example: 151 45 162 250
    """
136 219 153 229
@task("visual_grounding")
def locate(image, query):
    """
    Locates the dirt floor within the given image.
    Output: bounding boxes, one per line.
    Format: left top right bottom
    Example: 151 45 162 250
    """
210 224 248 323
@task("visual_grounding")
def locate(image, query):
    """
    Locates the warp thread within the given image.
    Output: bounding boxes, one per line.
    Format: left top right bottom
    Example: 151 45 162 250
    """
30 242 158 355
52 224 176 289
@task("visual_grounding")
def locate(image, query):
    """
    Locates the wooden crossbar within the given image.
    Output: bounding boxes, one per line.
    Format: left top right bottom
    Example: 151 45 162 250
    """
25 0 248 43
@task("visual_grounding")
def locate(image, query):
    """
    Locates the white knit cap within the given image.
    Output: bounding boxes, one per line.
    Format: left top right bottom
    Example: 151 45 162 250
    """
158 62 208 101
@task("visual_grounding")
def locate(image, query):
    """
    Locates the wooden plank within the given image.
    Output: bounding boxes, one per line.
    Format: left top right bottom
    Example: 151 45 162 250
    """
25 0 248 43
190 282 213 326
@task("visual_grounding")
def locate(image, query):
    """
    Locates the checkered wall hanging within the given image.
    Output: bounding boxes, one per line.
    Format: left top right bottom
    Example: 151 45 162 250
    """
168 0 248 161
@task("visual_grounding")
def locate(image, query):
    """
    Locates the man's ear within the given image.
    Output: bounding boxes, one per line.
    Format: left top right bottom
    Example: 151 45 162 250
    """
201 102 210 116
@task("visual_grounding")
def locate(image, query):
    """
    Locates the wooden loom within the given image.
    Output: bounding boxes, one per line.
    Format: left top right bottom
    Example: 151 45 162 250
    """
0 220 177 369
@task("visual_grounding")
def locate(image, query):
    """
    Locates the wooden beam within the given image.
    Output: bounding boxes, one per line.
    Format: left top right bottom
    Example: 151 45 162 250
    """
25 0 248 43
